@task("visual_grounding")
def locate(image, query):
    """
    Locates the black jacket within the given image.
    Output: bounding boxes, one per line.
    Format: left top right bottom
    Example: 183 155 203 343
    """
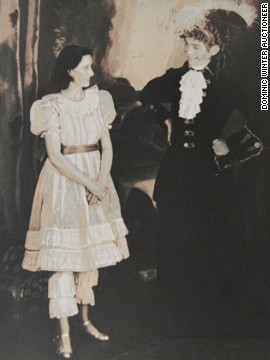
140 62 263 204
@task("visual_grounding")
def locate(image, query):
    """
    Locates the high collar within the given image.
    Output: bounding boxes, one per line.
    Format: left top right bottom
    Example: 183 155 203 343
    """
183 61 215 82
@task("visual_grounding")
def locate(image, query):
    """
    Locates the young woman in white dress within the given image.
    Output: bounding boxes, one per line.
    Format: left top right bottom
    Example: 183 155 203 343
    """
22 45 129 358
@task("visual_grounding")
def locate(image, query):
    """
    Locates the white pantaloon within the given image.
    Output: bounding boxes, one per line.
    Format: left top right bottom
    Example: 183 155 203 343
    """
48 270 99 319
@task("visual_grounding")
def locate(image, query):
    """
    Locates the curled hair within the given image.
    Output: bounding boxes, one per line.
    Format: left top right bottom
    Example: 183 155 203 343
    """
181 9 249 78
53 45 92 90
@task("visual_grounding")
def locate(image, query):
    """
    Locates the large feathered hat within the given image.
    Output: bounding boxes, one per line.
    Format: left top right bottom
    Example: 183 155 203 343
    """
175 0 257 36
174 0 257 75
174 0 257 52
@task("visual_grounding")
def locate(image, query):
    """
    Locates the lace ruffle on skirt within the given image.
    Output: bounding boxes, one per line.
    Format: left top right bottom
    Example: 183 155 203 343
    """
22 154 129 272
23 235 129 272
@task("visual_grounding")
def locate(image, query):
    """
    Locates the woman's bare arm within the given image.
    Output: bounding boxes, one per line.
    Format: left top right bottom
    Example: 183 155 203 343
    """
45 131 101 195
98 126 113 185
85 126 113 205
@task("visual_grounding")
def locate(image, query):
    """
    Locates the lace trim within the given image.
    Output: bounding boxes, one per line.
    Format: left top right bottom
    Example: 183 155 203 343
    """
57 86 99 116
49 298 78 319
179 69 207 120
75 270 99 288
113 218 129 237
114 237 130 260
22 239 129 272
76 286 95 305
22 251 39 270
25 219 129 250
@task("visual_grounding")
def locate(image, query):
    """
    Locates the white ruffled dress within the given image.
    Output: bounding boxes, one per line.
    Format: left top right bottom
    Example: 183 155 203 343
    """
22 86 129 273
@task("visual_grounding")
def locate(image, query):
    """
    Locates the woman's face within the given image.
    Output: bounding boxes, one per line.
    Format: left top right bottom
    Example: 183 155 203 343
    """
69 54 94 88
184 37 219 69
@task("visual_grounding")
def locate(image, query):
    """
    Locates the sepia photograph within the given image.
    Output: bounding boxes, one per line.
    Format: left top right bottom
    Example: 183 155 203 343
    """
0 0 269 359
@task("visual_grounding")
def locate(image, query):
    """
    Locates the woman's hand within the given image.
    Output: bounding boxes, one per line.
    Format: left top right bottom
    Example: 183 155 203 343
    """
92 180 109 200
85 189 98 205
212 139 229 156
86 180 109 205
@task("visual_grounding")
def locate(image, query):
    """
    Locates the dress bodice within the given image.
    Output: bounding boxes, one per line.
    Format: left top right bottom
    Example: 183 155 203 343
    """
30 85 116 146
56 90 102 146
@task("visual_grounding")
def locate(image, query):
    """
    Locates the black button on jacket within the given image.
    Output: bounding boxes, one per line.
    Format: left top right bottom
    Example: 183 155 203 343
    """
140 61 263 205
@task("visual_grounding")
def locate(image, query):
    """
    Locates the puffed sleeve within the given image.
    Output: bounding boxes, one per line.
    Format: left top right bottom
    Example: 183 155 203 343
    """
98 90 117 129
30 99 61 137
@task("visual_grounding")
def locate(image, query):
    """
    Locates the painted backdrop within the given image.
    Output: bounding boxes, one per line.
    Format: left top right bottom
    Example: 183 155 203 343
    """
0 0 268 268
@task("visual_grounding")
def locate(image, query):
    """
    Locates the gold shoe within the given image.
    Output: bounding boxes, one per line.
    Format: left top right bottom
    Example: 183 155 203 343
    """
54 333 73 358
83 320 109 341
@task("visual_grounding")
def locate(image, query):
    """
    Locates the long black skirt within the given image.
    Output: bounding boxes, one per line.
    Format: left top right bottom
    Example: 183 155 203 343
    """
156 161 244 337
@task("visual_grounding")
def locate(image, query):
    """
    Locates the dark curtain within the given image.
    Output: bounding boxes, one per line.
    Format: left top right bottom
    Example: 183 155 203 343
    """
0 0 23 252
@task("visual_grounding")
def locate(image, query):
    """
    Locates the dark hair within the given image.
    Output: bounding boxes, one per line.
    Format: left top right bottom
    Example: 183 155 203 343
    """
53 45 93 90
181 10 248 79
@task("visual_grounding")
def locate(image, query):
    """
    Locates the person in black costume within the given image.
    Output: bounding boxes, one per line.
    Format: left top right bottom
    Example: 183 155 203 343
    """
140 0 263 337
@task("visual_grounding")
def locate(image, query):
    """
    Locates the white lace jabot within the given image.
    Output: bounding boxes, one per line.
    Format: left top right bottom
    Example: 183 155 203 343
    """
179 69 207 120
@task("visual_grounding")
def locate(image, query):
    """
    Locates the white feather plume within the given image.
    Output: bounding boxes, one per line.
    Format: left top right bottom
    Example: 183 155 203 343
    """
174 0 257 34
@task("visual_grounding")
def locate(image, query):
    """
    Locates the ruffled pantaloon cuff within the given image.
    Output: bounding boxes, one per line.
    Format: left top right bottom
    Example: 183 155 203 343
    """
75 270 99 306
48 272 78 319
